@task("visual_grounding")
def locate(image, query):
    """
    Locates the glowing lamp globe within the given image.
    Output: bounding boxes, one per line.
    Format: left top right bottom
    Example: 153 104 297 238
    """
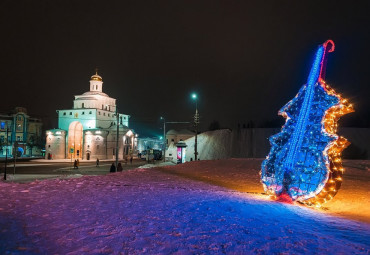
261 40 354 206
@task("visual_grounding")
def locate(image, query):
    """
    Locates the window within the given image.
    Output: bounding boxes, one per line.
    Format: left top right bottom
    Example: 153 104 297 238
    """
69 112 72 115
123 116 126 120
0 122 5 130
82 103 85 108
98 112 101 115
82 112 85 115
89 111 92 114
96 85 98 90
171 139 175 142
103 113 106 116
18 116 22 121
17 136 21 141
108 114 110 117
102 105 104 109
17 124 22 131
63 112 66 116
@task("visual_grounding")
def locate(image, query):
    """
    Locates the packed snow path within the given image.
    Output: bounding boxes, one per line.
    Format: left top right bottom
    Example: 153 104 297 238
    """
0 161 369 254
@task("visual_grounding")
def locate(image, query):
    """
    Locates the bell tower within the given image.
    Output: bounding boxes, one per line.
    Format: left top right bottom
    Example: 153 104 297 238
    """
89 69 103 92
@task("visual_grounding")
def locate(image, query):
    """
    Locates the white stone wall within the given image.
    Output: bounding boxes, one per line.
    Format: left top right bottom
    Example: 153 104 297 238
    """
90 80 103 92
45 130 66 159
83 130 107 160
73 94 116 112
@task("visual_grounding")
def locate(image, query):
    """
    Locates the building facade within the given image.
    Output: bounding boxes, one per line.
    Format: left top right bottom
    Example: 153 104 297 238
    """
45 72 136 160
165 129 195 147
0 107 43 157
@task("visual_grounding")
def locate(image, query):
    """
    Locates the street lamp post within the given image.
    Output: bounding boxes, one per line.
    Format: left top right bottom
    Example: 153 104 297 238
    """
3 126 9 180
160 117 166 162
115 106 119 172
192 93 199 161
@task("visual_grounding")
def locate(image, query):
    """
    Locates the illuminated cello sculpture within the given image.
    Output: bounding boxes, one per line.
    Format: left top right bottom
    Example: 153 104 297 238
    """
261 40 354 206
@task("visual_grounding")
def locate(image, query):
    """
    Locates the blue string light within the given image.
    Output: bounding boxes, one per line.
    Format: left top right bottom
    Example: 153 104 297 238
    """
261 42 346 202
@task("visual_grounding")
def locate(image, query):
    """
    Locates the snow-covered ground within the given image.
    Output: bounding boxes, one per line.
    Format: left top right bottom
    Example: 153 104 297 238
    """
0 159 369 254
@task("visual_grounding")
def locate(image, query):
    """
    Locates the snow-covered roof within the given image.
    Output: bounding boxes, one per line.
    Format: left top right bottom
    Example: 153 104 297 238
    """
74 97 98 101
81 91 109 97
166 129 178 135
166 129 195 136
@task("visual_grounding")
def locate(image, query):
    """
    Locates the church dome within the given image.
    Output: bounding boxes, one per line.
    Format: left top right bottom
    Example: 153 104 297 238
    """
90 71 102 82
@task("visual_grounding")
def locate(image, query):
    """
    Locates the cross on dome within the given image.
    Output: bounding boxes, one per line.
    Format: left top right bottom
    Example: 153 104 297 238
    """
90 68 102 82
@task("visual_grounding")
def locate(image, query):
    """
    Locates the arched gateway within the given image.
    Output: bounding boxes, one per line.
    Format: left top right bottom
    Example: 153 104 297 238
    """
45 71 136 160
68 121 83 159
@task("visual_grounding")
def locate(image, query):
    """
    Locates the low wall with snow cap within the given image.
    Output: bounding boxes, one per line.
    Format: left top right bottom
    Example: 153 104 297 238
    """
165 128 370 161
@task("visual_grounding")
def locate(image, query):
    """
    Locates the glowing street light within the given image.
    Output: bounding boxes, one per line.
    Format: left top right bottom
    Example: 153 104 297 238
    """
191 93 199 160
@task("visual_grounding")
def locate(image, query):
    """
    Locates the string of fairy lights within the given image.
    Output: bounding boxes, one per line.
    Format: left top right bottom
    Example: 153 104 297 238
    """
261 40 354 207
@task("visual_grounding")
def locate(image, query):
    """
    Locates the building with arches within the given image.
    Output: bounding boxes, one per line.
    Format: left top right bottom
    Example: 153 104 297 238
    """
45 72 136 160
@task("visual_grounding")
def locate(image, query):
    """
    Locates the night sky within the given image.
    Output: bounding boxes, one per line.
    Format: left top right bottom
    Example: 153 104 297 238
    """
1 1 369 137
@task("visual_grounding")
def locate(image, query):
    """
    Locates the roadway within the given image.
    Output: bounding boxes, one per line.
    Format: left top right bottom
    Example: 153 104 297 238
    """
0 158 148 179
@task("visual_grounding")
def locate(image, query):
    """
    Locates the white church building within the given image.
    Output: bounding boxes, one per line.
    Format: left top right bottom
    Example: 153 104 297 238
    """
45 72 136 160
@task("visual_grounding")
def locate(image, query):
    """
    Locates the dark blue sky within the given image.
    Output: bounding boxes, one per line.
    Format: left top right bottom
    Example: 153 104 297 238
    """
1 0 369 136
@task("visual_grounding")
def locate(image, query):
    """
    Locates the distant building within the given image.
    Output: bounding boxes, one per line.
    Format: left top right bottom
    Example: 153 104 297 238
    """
166 129 195 146
0 107 43 157
137 137 164 153
45 71 136 160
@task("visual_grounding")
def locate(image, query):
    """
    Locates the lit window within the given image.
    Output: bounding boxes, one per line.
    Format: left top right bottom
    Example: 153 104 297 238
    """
0 122 5 130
